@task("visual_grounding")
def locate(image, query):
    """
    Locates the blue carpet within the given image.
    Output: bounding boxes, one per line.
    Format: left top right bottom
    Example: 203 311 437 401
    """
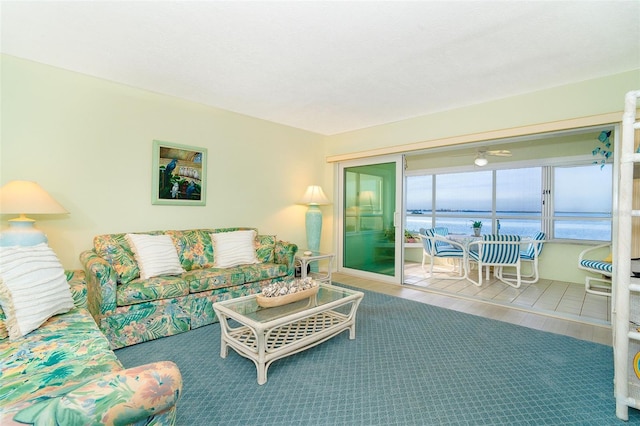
115 284 639 425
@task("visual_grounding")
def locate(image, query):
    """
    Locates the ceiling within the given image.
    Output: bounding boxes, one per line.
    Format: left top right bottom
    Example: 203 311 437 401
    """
1 1 639 135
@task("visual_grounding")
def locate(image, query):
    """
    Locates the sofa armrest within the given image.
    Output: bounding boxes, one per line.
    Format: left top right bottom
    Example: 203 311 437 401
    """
65 270 88 308
79 249 118 317
274 240 298 276
11 361 182 426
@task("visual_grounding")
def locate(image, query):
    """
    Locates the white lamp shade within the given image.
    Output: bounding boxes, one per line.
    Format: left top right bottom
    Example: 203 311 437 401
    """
0 181 67 247
0 180 67 215
299 185 330 205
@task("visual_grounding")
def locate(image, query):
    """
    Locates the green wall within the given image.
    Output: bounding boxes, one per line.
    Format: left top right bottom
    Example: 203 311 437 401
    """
324 69 640 157
1 52 636 282
0 55 326 268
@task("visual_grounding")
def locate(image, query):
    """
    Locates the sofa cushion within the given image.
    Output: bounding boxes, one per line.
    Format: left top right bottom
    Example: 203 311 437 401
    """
242 263 289 283
165 229 215 270
0 307 122 408
125 234 185 279
0 244 75 339
256 235 276 263
94 233 157 284
0 270 85 341
100 299 191 349
117 275 190 306
183 268 245 293
211 230 259 268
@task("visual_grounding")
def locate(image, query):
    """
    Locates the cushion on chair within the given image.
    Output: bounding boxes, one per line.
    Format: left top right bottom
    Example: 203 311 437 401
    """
434 246 464 258
520 232 545 260
423 228 454 255
580 259 613 274
433 227 448 236
421 229 436 254
469 234 521 263
432 227 450 251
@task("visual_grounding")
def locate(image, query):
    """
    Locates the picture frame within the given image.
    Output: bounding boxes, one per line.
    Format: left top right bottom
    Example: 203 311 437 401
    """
151 140 207 206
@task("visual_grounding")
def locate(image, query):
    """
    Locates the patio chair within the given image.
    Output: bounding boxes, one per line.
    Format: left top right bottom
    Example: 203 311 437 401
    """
418 227 449 266
418 227 467 279
578 243 612 296
500 232 546 284
467 234 522 288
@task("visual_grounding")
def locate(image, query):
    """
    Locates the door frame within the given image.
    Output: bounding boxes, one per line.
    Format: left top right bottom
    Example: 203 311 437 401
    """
335 154 405 284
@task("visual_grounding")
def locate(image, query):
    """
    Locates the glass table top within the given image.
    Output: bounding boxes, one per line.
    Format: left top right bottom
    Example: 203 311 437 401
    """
215 284 361 324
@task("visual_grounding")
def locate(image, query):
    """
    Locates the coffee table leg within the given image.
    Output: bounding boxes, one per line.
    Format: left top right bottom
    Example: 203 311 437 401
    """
257 363 267 385
348 299 362 339
257 332 267 385
220 337 228 358
218 314 229 358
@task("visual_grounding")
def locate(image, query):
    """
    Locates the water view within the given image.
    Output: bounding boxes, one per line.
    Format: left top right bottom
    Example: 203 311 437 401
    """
406 212 611 241
406 164 613 242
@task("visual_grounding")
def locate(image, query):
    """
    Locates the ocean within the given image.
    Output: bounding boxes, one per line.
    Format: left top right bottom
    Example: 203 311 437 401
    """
406 212 611 241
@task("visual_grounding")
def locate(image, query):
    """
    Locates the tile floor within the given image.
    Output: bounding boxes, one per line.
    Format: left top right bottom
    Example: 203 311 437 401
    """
404 261 611 325
333 262 613 346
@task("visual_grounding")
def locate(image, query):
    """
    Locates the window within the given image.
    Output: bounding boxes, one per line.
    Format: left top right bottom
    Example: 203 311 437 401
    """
552 164 612 241
435 171 492 233
495 167 542 236
406 163 611 242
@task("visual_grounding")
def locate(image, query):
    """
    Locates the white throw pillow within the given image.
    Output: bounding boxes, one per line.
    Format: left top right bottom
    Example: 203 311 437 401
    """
211 230 259 268
125 234 185 279
0 243 75 339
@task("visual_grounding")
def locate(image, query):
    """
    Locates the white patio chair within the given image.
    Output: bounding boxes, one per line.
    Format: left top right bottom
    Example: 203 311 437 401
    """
578 243 612 296
467 234 522 288
500 232 545 284
419 228 468 279
419 227 448 267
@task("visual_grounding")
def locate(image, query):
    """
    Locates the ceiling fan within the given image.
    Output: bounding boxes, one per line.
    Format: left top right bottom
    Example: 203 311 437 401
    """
474 149 512 166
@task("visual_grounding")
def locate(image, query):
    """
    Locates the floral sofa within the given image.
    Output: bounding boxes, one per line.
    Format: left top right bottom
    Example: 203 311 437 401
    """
80 228 297 349
0 270 183 425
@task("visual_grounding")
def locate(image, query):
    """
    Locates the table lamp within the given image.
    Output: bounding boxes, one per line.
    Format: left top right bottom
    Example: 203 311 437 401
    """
299 185 330 252
0 180 68 246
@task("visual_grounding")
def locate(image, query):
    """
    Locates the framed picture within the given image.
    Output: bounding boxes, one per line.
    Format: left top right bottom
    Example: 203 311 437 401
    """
151 140 207 206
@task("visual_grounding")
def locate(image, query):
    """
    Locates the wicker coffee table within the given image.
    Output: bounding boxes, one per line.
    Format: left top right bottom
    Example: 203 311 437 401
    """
212 283 364 385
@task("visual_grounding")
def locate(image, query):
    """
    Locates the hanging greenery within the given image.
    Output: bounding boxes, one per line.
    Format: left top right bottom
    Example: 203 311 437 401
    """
592 130 612 169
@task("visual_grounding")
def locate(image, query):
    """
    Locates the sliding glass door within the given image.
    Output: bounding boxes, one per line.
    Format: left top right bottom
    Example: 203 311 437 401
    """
338 155 404 283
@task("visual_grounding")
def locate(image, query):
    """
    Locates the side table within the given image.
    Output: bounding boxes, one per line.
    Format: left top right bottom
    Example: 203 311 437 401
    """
295 251 335 283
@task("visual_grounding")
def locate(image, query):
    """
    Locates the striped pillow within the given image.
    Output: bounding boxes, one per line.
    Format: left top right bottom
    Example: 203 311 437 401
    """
0 243 74 339
211 230 259 268
125 234 185 279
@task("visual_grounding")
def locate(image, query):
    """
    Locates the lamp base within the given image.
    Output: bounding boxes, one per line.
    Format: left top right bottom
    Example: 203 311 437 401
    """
305 205 322 273
305 205 322 253
0 217 48 247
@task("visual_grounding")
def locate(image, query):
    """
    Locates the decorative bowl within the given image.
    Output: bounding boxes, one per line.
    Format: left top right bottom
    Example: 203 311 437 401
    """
256 285 319 308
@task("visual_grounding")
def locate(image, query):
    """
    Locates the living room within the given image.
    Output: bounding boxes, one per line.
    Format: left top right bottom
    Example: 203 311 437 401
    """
1 1 640 424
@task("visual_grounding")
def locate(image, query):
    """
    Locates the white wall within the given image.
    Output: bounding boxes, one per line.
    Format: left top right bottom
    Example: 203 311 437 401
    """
1 55 326 268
